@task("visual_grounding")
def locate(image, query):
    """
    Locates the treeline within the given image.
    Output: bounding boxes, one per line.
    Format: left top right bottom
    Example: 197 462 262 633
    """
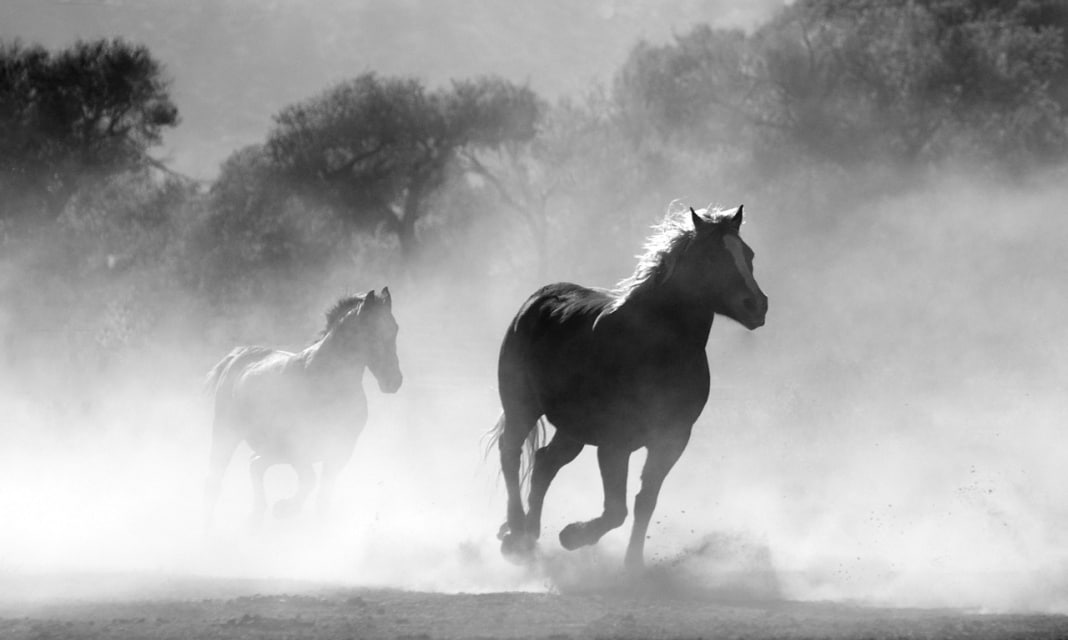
2 0 1067 373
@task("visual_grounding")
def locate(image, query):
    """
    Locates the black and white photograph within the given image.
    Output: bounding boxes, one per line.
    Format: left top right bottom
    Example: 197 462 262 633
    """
2 1 1068 638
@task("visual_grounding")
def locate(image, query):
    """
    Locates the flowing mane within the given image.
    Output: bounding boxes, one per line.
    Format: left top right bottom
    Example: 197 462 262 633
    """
608 201 736 312
490 197 766 570
321 293 365 336
204 287 402 530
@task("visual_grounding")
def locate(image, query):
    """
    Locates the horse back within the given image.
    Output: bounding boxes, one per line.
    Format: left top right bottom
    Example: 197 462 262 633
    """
500 283 709 447
206 346 280 396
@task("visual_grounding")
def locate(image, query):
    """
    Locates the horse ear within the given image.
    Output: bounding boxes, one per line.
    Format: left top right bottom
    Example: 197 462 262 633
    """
690 207 706 230
381 286 392 310
729 205 743 231
365 290 378 307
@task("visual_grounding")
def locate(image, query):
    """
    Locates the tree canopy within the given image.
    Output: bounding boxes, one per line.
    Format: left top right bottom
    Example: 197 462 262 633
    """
0 38 179 228
614 0 1068 170
264 73 541 254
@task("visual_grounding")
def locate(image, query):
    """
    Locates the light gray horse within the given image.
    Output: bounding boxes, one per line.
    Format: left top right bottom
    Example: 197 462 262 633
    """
204 289 401 529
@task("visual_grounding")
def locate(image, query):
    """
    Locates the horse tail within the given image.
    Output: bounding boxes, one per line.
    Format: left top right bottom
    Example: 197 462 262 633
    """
484 413 547 489
523 418 547 486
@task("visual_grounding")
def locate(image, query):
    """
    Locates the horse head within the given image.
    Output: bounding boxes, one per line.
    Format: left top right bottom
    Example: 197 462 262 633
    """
687 205 767 330
333 288 403 393
361 288 403 393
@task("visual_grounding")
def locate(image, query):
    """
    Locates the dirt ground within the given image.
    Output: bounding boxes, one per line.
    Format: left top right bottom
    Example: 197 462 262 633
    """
1 573 1067 640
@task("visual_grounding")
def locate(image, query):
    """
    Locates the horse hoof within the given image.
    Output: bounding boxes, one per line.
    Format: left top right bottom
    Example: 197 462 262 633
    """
500 532 536 562
558 522 587 550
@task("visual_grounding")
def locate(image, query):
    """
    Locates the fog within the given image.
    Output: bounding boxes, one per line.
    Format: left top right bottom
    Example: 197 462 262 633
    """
4 166 1068 613
4 0 1068 619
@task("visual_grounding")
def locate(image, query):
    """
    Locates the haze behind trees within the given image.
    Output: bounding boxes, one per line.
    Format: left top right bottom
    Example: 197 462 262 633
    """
2 0 1067 385
3 2 1068 607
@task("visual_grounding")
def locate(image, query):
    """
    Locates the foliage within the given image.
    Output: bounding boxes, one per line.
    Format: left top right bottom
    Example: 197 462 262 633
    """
265 73 541 255
185 144 347 304
614 0 1068 170
0 39 179 228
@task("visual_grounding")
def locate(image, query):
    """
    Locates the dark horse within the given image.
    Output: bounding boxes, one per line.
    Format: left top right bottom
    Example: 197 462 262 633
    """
203 288 402 529
490 203 767 570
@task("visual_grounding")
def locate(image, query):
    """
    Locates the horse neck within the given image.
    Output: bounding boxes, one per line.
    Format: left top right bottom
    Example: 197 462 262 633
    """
616 278 716 346
302 330 367 377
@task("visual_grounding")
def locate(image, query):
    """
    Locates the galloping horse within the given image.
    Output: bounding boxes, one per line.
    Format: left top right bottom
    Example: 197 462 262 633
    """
491 203 767 569
204 288 402 529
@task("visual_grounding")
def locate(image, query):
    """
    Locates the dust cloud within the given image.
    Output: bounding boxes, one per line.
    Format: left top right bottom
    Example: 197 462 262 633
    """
3 0 1068 618
4 165 1068 613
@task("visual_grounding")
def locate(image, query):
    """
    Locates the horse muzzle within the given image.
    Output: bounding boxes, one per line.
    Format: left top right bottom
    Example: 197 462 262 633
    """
735 293 768 330
378 372 403 394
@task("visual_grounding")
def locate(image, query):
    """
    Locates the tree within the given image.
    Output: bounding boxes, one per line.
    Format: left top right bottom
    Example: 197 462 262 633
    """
265 73 541 255
763 0 1067 164
611 1 1068 171
190 144 344 301
0 39 179 229
613 25 765 150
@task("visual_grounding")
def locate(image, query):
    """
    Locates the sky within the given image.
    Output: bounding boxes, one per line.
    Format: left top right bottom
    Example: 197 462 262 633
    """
0 0 784 179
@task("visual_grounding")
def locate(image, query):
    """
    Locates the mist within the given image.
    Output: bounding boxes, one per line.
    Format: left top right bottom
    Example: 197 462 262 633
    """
3 0 1068 621
4 166 1068 613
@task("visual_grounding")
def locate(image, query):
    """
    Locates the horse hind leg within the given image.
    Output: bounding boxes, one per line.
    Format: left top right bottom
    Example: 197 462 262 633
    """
559 445 630 551
524 430 584 542
496 409 538 559
248 454 271 528
203 419 240 534
274 462 317 519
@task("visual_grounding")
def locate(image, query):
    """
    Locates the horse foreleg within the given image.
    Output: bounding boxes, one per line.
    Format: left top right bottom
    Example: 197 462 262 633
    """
315 461 339 520
559 445 629 551
624 437 688 571
274 462 316 519
525 430 584 541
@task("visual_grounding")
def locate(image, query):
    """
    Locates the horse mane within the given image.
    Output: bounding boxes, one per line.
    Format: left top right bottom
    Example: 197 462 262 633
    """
321 293 366 337
607 200 734 312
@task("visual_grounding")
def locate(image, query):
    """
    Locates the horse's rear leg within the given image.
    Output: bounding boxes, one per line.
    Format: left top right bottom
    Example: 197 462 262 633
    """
249 455 270 527
203 424 240 534
559 445 630 551
274 462 316 519
497 410 537 558
624 437 688 570
525 430 584 541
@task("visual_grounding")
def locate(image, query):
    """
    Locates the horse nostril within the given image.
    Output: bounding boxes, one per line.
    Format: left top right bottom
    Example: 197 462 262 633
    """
743 297 758 313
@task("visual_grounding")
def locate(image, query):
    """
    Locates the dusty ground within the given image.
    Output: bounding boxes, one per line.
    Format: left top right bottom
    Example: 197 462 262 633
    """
1 573 1067 639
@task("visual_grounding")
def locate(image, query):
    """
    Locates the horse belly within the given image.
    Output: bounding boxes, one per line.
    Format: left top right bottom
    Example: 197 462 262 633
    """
236 382 368 464
539 351 708 448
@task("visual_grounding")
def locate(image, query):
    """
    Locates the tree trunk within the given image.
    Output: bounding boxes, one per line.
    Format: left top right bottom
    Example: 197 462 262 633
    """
397 181 423 259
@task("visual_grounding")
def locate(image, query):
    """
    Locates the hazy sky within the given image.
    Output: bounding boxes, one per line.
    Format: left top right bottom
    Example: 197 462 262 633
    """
0 0 784 178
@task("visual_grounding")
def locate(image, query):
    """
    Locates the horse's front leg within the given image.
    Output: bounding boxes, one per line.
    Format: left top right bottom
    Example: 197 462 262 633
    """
315 453 352 519
559 445 629 550
624 435 688 571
